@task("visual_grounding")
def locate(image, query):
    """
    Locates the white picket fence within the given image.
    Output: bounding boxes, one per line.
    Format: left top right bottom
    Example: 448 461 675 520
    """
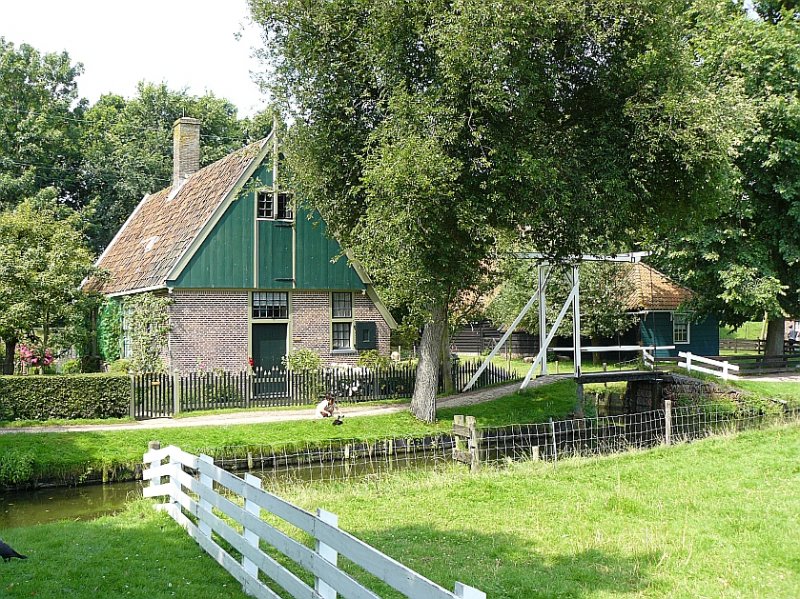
143 444 485 599
677 351 739 381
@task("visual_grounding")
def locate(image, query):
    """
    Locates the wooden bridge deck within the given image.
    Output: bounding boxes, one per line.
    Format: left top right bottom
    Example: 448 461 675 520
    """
574 370 667 384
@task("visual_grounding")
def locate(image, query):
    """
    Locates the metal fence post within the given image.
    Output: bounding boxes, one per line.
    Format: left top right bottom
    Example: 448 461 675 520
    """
664 399 672 446
129 375 136 419
315 508 339 599
550 417 558 462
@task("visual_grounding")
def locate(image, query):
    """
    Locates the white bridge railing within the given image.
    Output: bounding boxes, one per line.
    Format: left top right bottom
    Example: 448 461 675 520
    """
677 351 739 381
143 444 485 599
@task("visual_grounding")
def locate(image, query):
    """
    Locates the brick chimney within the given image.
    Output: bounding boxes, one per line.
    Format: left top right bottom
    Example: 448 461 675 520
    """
172 117 201 186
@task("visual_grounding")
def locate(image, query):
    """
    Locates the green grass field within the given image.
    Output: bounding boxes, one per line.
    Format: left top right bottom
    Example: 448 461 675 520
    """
0 381 578 487
2 424 798 598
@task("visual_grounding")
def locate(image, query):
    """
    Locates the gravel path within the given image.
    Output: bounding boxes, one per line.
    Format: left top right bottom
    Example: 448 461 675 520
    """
0 377 565 435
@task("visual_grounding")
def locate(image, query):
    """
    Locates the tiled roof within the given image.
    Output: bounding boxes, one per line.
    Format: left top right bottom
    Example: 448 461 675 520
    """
622 263 693 311
87 140 266 295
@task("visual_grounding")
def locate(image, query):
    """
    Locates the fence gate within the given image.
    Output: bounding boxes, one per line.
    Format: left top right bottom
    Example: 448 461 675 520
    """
132 373 174 419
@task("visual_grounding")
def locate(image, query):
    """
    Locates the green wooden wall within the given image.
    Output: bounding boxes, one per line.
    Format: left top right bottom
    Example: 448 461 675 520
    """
170 162 365 291
639 312 719 357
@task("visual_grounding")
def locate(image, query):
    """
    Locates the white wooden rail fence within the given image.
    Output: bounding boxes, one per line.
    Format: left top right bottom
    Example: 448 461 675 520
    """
143 444 485 599
677 351 739 381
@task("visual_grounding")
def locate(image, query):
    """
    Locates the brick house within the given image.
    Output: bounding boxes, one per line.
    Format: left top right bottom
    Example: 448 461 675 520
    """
88 118 396 372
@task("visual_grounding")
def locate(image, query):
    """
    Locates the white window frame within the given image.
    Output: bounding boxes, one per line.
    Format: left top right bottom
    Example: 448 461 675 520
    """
673 313 690 345
331 292 354 351
256 188 293 222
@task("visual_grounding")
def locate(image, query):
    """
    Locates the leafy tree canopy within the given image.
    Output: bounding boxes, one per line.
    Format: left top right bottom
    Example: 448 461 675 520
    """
250 0 736 420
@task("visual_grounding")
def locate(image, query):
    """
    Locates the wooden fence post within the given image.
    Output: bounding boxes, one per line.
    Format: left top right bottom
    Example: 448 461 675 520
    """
465 416 483 472
147 440 160 487
686 353 693 374
130 375 136 419
454 581 487 598
242 472 263 579
173 371 181 415
315 508 339 599
198 454 214 538
664 399 672 446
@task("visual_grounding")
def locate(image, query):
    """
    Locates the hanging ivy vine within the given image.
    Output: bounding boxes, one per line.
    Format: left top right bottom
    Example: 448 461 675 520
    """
124 293 172 373
97 299 123 362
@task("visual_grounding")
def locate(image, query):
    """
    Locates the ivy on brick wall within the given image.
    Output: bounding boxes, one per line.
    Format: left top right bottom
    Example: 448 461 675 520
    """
97 299 123 362
124 293 172 373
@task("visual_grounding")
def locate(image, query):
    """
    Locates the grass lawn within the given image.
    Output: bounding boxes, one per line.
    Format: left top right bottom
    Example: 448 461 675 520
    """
2 424 798 598
0 381 578 487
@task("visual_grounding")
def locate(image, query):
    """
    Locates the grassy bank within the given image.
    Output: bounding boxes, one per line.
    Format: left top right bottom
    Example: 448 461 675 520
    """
3 424 798 597
0 381 578 488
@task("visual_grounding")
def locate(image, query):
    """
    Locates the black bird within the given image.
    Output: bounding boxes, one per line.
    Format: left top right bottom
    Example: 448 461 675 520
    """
0 539 27 562
332 415 344 426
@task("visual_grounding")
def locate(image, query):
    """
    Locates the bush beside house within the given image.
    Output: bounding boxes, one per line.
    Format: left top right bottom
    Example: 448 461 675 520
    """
0 374 130 421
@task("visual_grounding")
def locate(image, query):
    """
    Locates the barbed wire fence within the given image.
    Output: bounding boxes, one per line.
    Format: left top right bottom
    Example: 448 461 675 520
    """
191 401 800 488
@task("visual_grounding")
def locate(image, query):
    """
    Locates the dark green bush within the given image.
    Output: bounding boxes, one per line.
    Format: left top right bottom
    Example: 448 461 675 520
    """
0 374 130 421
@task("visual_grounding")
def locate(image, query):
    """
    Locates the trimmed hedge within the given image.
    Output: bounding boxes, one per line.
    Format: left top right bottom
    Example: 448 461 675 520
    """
0 374 130 421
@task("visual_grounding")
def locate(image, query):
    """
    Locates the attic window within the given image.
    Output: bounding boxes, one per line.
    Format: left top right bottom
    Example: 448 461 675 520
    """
257 190 293 221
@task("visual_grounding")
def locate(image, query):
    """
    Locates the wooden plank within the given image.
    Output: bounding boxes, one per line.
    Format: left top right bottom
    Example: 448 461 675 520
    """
454 582 487 599
243 472 262 579
167 503 282 599
452 424 472 438
171 468 379 599
143 445 199 468
142 483 173 499
315 509 338 599
167 482 318 599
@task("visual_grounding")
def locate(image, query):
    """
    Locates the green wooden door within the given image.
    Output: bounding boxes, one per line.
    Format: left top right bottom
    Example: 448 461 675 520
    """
252 323 288 398
252 324 287 371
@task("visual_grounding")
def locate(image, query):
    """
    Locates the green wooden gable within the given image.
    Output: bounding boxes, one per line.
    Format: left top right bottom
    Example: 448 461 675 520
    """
169 164 365 291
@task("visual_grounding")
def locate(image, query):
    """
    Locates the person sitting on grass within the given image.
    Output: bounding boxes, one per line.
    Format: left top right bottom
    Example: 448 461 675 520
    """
316 393 336 418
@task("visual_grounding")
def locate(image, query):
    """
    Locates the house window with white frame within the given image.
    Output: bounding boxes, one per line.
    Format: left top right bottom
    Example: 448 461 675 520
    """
673 313 690 344
252 292 289 319
331 292 353 350
256 190 293 221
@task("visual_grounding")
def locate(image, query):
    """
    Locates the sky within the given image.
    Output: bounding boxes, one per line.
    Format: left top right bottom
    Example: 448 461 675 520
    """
1 0 268 116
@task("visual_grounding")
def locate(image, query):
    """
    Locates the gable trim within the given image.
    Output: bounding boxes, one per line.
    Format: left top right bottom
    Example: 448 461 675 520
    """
166 134 273 284
366 286 398 329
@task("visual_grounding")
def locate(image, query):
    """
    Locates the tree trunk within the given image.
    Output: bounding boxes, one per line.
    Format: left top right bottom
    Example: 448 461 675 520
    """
591 336 602 366
411 303 447 423
440 321 454 396
764 317 786 356
3 338 17 375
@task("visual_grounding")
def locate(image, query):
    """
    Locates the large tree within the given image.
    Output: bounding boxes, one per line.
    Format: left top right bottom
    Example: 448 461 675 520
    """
80 82 257 250
251 0 734 421
661 0 800 354
0 38 85 209
0 191 97 373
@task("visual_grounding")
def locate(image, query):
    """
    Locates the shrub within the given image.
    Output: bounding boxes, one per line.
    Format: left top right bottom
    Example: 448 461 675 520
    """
0 374 131 421
108 358 132 373
282 348 322 371
61 359 82 374
357 349 392 369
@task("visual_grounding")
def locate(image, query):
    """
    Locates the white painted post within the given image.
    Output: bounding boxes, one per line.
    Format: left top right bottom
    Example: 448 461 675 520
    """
722 361 730 380
664 399 672 446
198 454 214 538
147 440 161 488
572 265 582 379
538 264 548 376
315 509 339 599
172 371 181 415
242 472 263 579
686 353 692 374
454 581 487 598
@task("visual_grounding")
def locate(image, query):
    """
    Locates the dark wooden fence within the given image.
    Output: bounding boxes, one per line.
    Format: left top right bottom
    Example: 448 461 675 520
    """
131 361 517 419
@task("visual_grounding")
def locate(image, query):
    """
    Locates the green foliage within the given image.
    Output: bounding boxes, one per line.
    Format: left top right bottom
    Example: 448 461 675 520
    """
97 298 123 362
357 349 392 370
661 2 800 341
282 348 322 371
60 359 81 374
107 358 131 374
123 293 171 373
487 260 637 339
0 38 85 208
0 192 99 361
80 83 252 250
0 373 130 421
